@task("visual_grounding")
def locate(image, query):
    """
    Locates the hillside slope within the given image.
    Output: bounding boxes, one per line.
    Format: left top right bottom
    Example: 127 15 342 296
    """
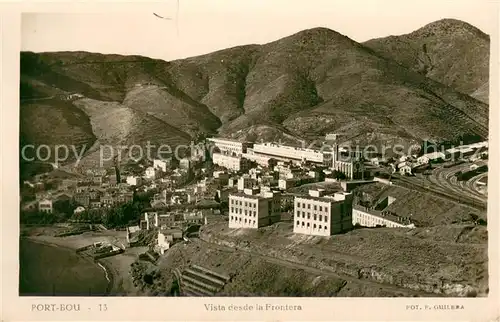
363 19 490 99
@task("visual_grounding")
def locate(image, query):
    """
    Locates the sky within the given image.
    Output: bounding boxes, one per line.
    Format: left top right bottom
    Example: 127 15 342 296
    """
21 0 498 61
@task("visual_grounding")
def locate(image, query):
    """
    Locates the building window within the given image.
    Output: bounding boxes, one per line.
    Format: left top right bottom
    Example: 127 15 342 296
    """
314 205 317 211
314 214 317 220
325 207 329 212
307 223 310 227
296 221 299 226
319 225 322 229
324 216 328 223
307 213 311 219
244 219 247 223
319 215 322 221
301 222 305 227
313 224 317 229
319 206 323 211
307 204 311 209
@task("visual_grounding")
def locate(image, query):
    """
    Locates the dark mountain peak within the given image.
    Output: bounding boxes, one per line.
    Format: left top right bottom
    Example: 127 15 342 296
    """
282 27 350 42
264 26 359 53
411 18 489 40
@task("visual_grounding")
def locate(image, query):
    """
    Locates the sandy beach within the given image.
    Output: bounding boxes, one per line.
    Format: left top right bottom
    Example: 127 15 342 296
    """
25 230 148 296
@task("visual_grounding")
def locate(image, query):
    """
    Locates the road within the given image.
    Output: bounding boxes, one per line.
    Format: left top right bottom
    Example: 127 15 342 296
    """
194 234 442 297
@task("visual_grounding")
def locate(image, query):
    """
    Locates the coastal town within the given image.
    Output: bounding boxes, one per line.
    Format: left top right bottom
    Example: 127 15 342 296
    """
20 134 489 297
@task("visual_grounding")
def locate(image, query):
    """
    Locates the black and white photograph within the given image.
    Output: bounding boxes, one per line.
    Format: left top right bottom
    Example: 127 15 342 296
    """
15 0 494 302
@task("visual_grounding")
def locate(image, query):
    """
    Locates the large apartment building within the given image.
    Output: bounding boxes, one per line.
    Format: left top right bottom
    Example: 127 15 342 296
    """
212 153 251 172
252 143 327 164
242 148 273 167
207 138 252 156
228 189 281 229
293 189 353 236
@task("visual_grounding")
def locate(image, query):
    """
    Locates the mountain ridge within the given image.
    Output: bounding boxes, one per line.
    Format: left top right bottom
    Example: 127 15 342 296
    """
20 19 489 171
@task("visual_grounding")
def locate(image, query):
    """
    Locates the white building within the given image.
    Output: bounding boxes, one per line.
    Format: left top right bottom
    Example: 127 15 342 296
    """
153 159 168 172
237 175 256 191
207 137 251 156
38 199 53 213
293 190 353 237
228 189 281 229
126 176 142 186
325 133 339 141
179 158 191 170
278 178 297 190
252 143 327 164
242 149 272 167
145 167 157 180
397 161 412 175
352 205 415 228
157 232 171 255
212 153 249 172
73 206 86 215
417 151 446 165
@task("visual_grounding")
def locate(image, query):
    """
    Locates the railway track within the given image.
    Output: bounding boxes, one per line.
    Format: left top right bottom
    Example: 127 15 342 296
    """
392 175 486 211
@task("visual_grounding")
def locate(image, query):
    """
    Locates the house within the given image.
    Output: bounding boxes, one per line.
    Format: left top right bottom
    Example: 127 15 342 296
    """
156 232 170 255
216 188 232 203
183 211 205 225
92 176 103 186
126 176 142 186
398 155 409 163
278 178 297 190
101 194 115 207
89 199 101 209
179 158 191 170
38 199 53 213
237 175 256 191
145 167 157 180
153 159 169 172
116 192 134 204
74 193 90 207
159 228 183 243
157 213 176 228
398 162 412 175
